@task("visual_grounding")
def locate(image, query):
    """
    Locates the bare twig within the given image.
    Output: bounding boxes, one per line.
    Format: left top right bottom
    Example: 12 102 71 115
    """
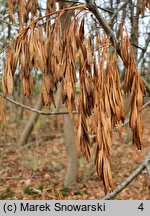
0 93 77 116
102 152 150 200
97 6 114 14
141 77 150 96
138 34 150 64
144 153 150 179
110 0 129 24
85 0 118 46
131 43 146 52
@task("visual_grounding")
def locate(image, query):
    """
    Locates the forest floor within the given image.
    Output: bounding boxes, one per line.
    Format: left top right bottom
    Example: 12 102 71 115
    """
0 99 150 200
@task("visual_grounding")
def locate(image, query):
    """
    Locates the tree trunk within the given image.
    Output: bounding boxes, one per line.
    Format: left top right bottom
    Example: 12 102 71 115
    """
59 1 79 187
64 115 78 187
18 83 62 146
18 95 42 146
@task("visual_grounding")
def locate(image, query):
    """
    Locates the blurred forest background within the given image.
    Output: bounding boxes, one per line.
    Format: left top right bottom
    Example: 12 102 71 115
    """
0 0 150 200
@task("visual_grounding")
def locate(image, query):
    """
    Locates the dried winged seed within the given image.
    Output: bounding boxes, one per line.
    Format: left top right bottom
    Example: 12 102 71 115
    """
83 141 91 161
102 157 109 191
133 127 142 150
117 121 123 137
107 87 115 114
20 48 26 70
87 36 93 65
96 149 103 177
124 68 130 93
2 76 7 96
62 81 68 104
67 100 73 119
139 76 146 93
101 111 109 132
129 96 137 130
137 114 143 146
79 18 85 44
22 78 27 96
120 101 125 122
113 84 120 107
29 74 33 94
8 0 15 22
101 130 111 158
130 75 136 101
103 156 113 191
66 81 73 102
6 68 13 95
112 90 121 119
97 124 102 148
115 105 121 121
136 82 143 112
41 82 49 105
43 74 51 94
77 114 82 142
104 87 111 118
93 58 98 79
117 88 125 122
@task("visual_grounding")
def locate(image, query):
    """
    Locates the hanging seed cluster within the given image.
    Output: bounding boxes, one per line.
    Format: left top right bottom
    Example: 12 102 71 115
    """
120 27 145 150
9 0 38 28
2 1 146 192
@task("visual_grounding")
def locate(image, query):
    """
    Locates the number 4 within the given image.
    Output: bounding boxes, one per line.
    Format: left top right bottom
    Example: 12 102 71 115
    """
138 203 144 211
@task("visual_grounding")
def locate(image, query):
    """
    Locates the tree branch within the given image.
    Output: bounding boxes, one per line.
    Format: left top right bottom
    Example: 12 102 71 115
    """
144 153 150 179
0 93 77 116
102 152 150 200
97 6 114 14
85 0 118 46
131 43 146 52
138 33 150 64
141 77 150 96
110 0 129 24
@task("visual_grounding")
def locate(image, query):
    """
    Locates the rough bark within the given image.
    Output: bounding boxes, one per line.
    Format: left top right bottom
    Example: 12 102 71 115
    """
64 115 79 187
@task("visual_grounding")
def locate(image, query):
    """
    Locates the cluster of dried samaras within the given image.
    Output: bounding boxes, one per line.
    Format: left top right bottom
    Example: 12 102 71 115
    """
2 1 146 192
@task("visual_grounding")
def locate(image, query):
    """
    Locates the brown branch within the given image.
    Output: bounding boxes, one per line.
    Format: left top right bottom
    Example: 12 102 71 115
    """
141 77 150 96
102 152 150 200
0 93 77 116
131 43 146 52
144 153 150 179
97 6 114 14
138 33 150 64
110 0 129 24
85 0 118 46
2 89 148 119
